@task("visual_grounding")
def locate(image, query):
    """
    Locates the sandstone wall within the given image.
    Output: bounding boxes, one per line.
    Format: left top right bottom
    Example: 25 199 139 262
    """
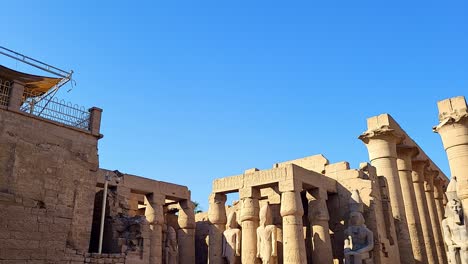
0 109 100 263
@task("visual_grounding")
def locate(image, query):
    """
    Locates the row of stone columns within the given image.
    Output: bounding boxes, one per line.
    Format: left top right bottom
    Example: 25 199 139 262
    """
360 128 448 264
208 187 333 264
145 194 196 264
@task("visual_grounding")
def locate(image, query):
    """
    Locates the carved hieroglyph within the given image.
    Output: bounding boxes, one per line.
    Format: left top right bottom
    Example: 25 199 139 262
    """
256 203 278 264
165 226 178 264
442 177 468 264
344 190 374 264
222 211 241 264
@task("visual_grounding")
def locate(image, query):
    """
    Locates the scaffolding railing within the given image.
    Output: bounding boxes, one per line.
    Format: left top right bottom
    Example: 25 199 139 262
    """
21 89 90 130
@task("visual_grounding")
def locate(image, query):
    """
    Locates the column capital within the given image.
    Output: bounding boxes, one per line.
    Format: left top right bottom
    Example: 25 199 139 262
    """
178 199 196 229
280 190 304 217
208 193 227 225
424 169 438 192
359 126 405 145
411 159 429 183
433 96 468 132
396 145 419 158
306 189 329 222
396 145 419 171
433 178 446 200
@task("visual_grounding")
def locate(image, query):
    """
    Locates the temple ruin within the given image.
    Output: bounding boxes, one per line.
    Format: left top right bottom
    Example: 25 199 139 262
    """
1 48 468 264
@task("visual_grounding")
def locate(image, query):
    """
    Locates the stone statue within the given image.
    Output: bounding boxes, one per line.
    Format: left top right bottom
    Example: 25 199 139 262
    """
164 226 178 264
222 211 241 264
442 177 468 264
344 190 374 264
256 203 278 264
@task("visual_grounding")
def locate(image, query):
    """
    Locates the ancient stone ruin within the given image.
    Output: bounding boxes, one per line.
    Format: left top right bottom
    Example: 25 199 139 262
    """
0 61 468 263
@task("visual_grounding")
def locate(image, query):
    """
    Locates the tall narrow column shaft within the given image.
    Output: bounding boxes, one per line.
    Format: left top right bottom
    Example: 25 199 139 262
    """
425 169 447 264
208 193 227 264
145 193 165 264
281 190 307 264
360 130 410 263
433 178 447 231
240 187 260 264
178 199 196 264
434 96 468 224
396 146 426 262
307 189 333 264
412 160 438 264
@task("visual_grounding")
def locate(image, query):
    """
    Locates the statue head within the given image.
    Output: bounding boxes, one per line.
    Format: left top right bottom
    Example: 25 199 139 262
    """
226 211 238 229
259 203 273 227
445 177 464 224
349 211 365 226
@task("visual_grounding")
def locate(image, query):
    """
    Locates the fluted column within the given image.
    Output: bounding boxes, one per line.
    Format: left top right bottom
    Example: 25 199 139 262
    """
424 169 446 264
307 188 333 264
240 187 260 264
208 193 227 264
359 127 409 263
412 160 438 264
434 96 468 224
281 190 307 264
145 193 165 264
396 146 426 262
178 199 196 263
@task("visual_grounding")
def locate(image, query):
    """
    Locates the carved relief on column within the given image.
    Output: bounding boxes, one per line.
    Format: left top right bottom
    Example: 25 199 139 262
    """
280 190 307 264
239 187 260 264
307 188 333 264
359 128 409 263
425 169 447 264
145 193 165 264
208 193 227 264
178 199 196 264
396 145 426 262
411 160 438 264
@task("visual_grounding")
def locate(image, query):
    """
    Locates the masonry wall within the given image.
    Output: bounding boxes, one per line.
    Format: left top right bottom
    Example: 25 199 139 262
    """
0 109 100 263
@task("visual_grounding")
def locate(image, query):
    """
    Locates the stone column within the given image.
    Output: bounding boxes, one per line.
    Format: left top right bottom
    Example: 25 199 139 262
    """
208 193 227 264
396 146 426 262
239 187 260 264
433 178 446 231
178 199 196 264
7 80 25 112
412 160 438 264
433 178 449 264
424 169 447 264
307 188 333 264
280 190 307 264
145 193 165 264
434 96 468 224
359 126 409 263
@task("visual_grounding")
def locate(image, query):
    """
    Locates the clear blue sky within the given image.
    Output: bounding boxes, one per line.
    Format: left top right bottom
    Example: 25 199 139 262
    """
1 1 467 210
